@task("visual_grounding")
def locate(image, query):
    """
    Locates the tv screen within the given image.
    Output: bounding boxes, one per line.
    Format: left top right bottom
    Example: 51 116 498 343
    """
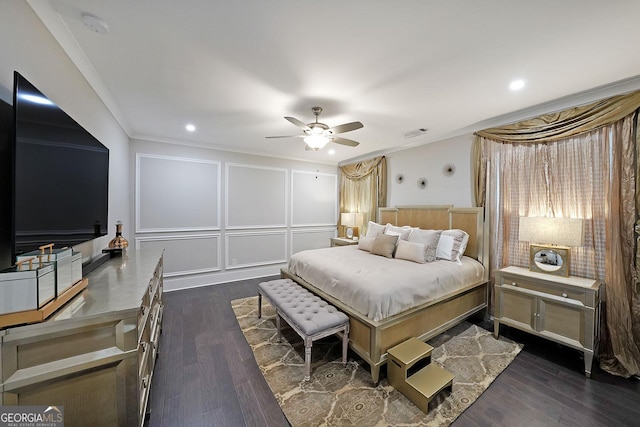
12 72 109 256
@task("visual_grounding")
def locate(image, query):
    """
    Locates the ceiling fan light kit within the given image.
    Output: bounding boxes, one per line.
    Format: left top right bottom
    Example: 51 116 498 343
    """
267 106 363 151
304 135 330 150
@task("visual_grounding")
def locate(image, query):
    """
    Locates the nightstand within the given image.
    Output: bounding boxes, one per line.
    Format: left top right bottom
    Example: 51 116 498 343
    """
330 237 359 247
494 266 602 377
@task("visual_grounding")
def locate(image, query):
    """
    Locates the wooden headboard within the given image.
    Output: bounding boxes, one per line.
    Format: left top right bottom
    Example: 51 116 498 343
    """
379 205 489 278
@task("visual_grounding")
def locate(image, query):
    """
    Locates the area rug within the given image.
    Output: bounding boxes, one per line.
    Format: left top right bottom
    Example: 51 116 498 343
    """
232 297 522 427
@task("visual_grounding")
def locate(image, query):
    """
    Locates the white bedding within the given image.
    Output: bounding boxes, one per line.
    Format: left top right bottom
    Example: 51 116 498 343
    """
287 245 485 322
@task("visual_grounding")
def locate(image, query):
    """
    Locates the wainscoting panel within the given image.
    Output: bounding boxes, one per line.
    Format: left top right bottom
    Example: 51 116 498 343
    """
291 170 337 226
226 164 287 229
226 231 287 269
290 228 336 254
136 234 220 277
136 154 220 232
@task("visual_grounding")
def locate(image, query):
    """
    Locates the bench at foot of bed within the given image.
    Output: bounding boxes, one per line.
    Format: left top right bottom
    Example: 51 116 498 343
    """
257 278 350 381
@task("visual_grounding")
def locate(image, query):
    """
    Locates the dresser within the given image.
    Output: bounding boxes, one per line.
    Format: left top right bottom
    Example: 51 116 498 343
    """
0 249 164 426
494 266 601 377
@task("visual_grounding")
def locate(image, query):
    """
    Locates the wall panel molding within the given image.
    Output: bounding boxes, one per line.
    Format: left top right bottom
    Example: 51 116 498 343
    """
290 227 336 254
225 230 287 269
136 233 221 277
225 163 287 229
136 154 220 233
291 170 337 227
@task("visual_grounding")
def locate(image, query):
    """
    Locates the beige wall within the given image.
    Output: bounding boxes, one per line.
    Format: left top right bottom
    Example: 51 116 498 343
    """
386 134 475 209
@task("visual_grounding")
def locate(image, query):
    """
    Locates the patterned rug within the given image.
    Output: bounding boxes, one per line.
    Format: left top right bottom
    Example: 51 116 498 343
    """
232 297 522 427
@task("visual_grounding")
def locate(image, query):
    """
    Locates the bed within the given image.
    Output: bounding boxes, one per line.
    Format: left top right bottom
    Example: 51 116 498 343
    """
281 205 489 384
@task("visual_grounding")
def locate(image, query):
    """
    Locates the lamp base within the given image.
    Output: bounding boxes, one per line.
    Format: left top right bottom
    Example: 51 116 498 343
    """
529 244 570 277
345 226 360 239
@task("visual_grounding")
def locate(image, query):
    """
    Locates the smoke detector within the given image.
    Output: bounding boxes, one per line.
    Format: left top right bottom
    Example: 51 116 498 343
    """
81 13 110 34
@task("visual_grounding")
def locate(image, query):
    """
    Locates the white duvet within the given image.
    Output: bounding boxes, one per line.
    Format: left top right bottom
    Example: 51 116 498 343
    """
287 245 485 322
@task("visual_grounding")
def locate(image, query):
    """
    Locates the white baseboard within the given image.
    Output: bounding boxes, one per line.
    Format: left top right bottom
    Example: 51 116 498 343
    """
163 263 285 292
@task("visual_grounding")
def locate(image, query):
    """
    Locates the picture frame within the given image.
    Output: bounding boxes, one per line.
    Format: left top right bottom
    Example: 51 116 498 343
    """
529 244 570 277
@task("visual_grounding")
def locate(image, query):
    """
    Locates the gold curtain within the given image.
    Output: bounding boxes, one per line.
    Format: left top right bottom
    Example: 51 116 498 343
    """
476 89 640 143
339 156 387 235
472 87 640 377
599 113 640 376
472 137 487 207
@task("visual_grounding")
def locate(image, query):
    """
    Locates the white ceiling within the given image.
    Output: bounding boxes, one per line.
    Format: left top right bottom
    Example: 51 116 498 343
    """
29 0 640 164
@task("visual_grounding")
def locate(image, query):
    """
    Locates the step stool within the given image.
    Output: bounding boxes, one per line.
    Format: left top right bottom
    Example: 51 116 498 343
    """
387 337 454 414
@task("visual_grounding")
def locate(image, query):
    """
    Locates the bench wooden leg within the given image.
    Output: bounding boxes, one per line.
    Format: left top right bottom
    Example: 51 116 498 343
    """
342 325 349 366
276 312 282 343
304 337 312 381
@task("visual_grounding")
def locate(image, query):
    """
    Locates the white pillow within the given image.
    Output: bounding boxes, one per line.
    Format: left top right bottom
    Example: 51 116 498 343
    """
365 221 386 238
436 229 470 263
358 236 375 252
394 239 426 264
408 229 442 262
384 224 412 241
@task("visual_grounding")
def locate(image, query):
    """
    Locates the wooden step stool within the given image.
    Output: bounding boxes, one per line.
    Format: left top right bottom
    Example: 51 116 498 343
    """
387 337 454 414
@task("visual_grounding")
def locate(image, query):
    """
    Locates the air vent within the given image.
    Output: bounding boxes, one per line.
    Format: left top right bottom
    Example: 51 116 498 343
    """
403 128 428 139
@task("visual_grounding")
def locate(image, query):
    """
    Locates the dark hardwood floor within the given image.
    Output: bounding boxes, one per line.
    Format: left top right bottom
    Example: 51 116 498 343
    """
148 277 640 427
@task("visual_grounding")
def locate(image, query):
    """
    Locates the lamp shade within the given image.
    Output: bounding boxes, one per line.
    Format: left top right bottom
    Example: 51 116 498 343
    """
341 212 364 227
518 216 584 247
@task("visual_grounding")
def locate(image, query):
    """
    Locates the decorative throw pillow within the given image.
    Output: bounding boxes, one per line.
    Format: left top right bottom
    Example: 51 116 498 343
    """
357 236 375 252
371 233 399 258
436 229 470 263
384 224 412 241
408 229 443 262
365 221 386 238
394 239 426 264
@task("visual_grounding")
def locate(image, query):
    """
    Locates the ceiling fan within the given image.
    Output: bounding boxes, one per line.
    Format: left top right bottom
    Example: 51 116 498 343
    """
266 106 363 151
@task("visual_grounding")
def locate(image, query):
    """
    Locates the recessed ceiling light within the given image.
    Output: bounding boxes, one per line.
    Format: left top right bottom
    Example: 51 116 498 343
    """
328 149 335 155
510 79 525 91
185 124 196 132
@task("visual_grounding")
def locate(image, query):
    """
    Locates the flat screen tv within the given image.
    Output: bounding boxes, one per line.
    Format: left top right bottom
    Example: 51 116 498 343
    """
12 71 109 256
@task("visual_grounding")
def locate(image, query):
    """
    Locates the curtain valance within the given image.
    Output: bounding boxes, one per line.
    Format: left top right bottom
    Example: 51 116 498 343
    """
340 156 385 180
475 89 640 143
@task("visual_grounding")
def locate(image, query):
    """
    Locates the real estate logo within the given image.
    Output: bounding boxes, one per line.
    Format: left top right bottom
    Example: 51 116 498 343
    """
0 406 63 427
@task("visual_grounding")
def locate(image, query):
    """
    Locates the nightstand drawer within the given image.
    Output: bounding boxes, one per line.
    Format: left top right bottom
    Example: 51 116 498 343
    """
498 274 589 305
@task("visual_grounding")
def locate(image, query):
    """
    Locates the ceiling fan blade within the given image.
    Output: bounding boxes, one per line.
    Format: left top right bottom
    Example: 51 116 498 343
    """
331 136 360 147
285 116 311 131
328 121 363 134
265 135 301 139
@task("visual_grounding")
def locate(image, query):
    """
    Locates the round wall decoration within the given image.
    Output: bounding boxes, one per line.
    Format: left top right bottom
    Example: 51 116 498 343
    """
417 177 427 189
442 163 456 177
395 173 405 184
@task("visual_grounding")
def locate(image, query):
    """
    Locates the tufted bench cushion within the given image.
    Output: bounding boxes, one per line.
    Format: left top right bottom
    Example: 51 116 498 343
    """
258 278 349 381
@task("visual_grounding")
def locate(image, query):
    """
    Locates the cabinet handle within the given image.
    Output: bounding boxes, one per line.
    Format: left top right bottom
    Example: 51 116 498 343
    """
511 282 517 286
562 293 568 298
